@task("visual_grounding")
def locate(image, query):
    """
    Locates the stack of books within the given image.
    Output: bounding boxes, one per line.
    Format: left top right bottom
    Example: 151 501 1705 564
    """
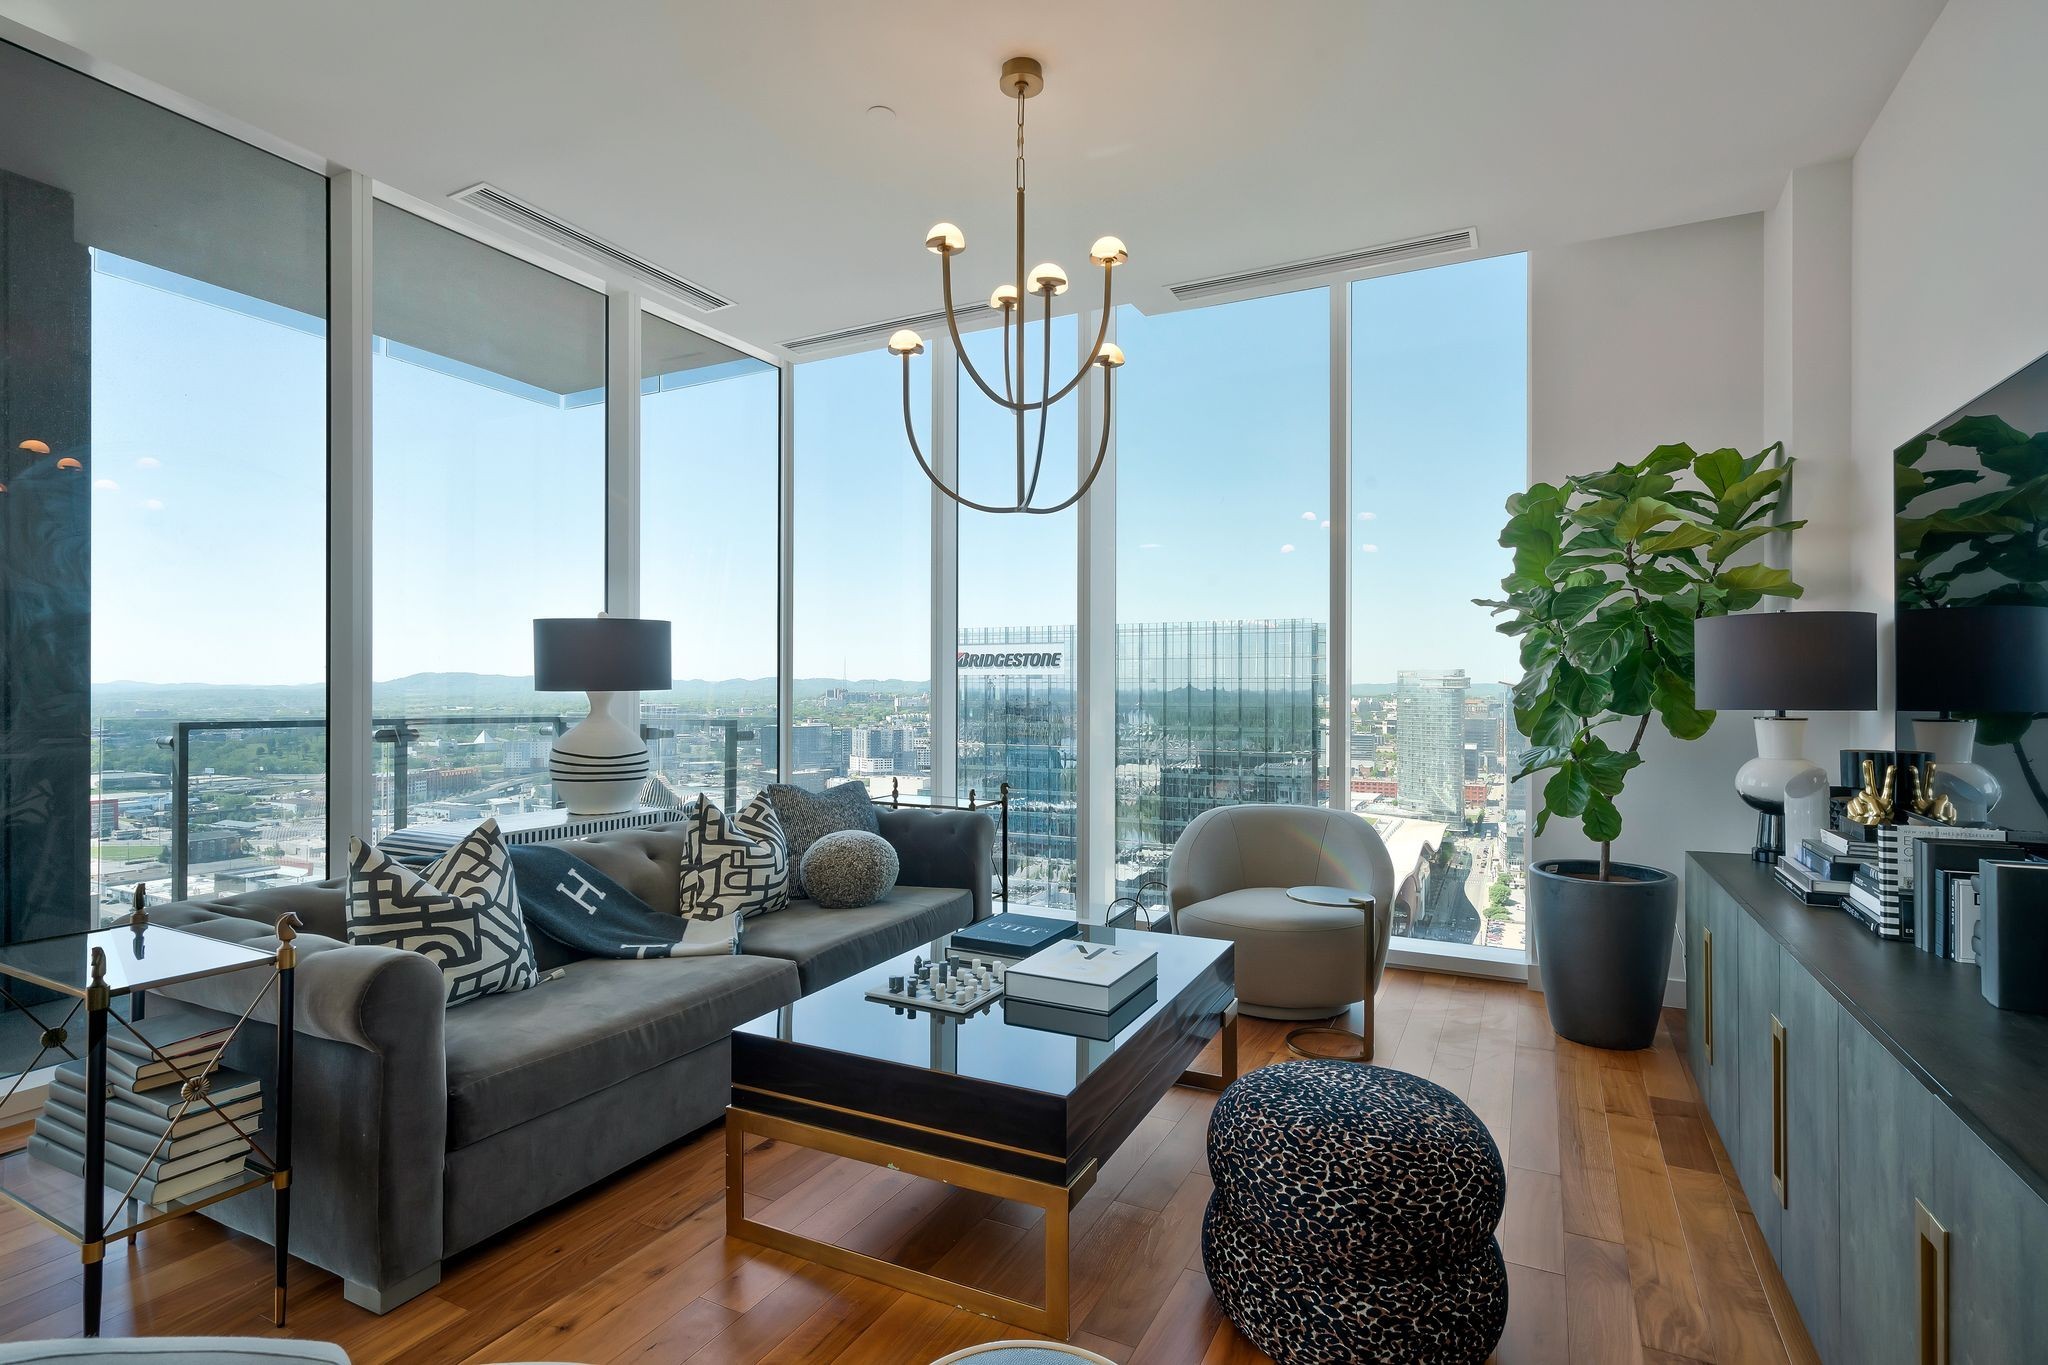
1776 832 1876 907
28 1006 260 1207
1002 939 1159 1040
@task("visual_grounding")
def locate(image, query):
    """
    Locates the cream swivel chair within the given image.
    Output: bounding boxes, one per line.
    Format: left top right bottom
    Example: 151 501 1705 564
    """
1167 804 1395 1021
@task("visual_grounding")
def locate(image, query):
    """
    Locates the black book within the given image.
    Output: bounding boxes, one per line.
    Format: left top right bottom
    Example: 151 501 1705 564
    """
1913 840 2025 955
948 913 1080 961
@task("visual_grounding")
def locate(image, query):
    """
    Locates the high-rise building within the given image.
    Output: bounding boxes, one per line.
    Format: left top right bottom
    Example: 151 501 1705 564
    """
1396 670 1469 820
956 626 1078 906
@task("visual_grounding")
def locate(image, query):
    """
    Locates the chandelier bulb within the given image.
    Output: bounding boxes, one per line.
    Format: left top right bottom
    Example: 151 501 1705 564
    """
1089 236 1129 267
887 329 926 357
989 284 1020 311
1095 342 1126 369
925 223 966 256
1029 262 1069 296
18 438 51 455
55 457 83 470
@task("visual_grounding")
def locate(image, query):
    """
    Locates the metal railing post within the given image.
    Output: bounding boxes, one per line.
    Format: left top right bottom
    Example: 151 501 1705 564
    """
724 720 740 812
392 719 410 831
170 725 190 901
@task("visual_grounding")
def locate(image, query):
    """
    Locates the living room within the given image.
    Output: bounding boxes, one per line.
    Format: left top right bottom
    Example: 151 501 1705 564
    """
0 2 2042 1362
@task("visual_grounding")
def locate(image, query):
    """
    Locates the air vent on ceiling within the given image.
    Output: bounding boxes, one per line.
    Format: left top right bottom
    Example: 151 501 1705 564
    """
451 182 733 313
784 302 997 356
1167 228 1478 303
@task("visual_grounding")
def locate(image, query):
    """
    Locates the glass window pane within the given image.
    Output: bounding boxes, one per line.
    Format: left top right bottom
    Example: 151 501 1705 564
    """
640 312 779 807
0 38 327 1078
1350 254 1530 957
371 202 605 834
958 316 1080 909
792 345 933 798
1115 290 1332 898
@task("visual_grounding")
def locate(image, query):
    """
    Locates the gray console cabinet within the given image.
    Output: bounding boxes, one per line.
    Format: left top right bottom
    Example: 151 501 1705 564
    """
1686 853 2048 1365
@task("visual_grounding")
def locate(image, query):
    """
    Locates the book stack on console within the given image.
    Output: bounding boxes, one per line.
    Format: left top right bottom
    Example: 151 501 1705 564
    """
1778 832 1878 908
27 1005 260 1206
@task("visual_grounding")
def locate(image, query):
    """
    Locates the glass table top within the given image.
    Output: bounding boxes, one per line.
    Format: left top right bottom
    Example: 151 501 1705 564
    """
0 923 274 999
735 923 1229 1099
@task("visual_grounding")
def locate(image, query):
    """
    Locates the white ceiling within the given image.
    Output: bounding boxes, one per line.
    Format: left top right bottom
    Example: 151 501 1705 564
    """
0 0 1945 356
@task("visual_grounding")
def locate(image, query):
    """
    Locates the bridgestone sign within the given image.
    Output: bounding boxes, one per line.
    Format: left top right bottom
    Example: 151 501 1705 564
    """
956 651 1064 669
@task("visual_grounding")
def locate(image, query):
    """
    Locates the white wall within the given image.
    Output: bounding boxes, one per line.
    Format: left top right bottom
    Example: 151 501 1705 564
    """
1528 214 1770 994
1851 0 2048 735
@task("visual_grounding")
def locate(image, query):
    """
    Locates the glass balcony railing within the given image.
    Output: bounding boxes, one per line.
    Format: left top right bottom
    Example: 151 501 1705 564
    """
90 713 755 917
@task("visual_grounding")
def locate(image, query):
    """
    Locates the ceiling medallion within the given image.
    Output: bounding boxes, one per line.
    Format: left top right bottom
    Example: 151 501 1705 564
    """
887 56 1126 515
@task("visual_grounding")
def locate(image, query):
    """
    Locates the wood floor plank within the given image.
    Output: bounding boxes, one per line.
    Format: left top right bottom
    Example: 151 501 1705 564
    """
1736 1209 1823 1365
1558 1043 1626 1243
1081 1168 1211 1348
1667 1166 1789 1365
1498 1262 1568 1364
1500 1165 1565 1274
1606 1113 1714 1360
1128 1267 1229 1365
1510 1045 1561 1175
1564 1233 1644 1365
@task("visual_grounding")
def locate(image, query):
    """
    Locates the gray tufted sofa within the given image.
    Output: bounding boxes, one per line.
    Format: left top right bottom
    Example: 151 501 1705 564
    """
140 806 994 1314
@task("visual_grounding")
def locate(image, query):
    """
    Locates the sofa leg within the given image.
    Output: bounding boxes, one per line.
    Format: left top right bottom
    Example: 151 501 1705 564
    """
343 1262 441 1314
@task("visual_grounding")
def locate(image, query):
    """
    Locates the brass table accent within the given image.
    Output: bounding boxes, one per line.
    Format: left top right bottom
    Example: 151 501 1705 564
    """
0 909 300 1337
1281 886 1379 1063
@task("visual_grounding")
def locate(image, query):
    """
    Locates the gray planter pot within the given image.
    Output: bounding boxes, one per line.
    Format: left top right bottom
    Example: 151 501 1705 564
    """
1531 859 1677 1050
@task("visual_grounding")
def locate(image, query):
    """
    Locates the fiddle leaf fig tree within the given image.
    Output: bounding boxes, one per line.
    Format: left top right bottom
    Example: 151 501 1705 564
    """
1476 442 1806 881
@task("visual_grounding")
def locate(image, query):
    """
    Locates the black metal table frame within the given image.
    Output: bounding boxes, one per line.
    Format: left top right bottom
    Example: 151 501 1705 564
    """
0 907 299 1337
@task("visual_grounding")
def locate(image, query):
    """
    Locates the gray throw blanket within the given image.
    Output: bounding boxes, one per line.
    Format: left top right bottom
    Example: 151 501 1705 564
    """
509 844 739 958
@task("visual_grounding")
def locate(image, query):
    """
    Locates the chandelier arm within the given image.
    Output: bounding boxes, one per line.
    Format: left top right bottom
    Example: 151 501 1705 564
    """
899 351 1025 516
1023 286 1055 506
1027 368 1114 516
942 253 1023 412
1034 264 1117 410
1000 306 1015 403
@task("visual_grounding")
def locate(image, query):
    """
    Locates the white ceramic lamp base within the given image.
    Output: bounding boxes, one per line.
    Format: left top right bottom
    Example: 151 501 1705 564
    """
1912 717 2002 824
548 690 650 816
1734 716 1825 863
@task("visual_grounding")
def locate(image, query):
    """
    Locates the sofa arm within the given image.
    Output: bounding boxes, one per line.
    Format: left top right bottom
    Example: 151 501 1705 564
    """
877 807 997 921
152 908 447 1303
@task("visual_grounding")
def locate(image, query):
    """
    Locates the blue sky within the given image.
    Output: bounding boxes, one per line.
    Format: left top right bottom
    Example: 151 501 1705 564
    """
87 251 1525 690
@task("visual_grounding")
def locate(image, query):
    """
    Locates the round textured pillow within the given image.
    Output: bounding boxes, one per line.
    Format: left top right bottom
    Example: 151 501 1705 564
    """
799 829 900 909
1202 1194 1507 1365
1206 1060 1505 1272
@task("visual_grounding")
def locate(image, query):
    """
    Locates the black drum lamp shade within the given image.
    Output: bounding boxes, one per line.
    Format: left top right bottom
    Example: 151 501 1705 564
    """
1896 606 2048 715
533 617 672 693
1694 610 1877 712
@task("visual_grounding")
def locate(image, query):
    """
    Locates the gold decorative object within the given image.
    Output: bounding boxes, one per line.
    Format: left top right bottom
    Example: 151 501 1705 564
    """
1846 758 1897 826
886 55 1126 515
1913 760 1958 824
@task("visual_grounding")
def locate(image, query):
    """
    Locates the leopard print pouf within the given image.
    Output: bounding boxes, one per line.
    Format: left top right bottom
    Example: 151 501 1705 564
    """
1201 1060 1509 1364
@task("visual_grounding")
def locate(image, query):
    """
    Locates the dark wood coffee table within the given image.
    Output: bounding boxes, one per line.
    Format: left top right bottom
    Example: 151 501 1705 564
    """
726 924 1235 1337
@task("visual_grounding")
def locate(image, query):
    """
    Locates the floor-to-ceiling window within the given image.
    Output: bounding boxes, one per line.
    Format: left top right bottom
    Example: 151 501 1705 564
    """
1351 254 1530 957
792 344 933 799
0 38 328 1072
958 316 1080 908
1115 290 1332 898
370 203 605 835
639 311 779 807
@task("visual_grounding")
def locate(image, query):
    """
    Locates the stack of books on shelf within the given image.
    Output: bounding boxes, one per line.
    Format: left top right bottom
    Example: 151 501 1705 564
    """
1001 939 1160 1040
1776 831 1877 907
1869 821 2013 942
27 1005 261 1207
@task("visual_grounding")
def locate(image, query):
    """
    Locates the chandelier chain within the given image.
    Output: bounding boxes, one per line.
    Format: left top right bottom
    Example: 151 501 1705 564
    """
1015 84 1027 192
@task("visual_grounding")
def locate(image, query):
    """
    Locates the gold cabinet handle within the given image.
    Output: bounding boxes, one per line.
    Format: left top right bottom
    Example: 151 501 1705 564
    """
1917 1199 1949 1365
1702 927 1714 1064
1770 1015 1787 1209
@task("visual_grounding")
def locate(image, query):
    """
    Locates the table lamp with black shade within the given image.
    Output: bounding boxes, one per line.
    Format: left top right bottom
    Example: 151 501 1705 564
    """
534 616 672 816
1897 605 2048 824
1695 610 1877 862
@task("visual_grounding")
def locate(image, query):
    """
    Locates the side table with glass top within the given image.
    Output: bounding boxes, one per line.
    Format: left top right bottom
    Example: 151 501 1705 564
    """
0 908 300 1336
1282 885 1379 1063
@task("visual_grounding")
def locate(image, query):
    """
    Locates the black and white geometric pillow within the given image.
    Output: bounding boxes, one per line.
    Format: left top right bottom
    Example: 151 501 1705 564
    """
346 818 539 1008
679 793 790 930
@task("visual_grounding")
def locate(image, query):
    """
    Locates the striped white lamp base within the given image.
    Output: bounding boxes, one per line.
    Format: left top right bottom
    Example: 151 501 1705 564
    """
549 690 650 816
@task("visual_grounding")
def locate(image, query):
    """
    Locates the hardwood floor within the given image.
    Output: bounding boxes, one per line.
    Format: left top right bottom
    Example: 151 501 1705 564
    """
0 970 1817 1363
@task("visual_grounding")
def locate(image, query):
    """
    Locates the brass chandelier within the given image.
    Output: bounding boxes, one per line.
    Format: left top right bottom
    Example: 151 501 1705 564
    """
887 56 1127 515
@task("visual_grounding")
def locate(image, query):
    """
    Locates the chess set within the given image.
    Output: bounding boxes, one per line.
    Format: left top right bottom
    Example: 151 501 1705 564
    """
864 954 1007 1019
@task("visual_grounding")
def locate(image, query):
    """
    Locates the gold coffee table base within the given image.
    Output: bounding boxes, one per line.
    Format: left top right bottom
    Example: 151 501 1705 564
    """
1286 1024 1372 1062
